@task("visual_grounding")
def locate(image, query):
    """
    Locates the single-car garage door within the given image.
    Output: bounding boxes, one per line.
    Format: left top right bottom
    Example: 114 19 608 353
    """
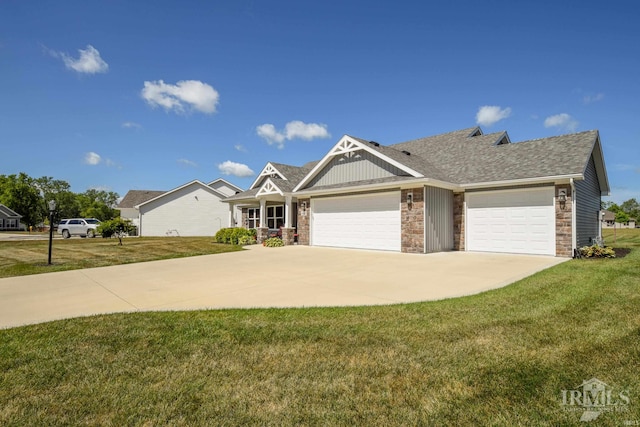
466 187 556 255
311 192 401 251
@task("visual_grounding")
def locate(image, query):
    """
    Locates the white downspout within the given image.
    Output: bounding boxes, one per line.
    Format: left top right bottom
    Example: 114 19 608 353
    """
570 178 577 256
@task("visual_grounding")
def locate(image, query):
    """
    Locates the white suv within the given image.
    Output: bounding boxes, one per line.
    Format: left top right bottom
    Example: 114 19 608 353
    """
57 218 101 238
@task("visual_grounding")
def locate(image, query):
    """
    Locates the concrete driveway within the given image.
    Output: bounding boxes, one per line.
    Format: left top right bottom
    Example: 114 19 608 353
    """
0 245 568 329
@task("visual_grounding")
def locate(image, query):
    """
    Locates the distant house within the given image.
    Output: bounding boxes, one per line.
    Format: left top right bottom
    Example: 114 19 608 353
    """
602 210 636 228
224 127 609 257
0 203 23 231
117 190 166 229
118 178 243 237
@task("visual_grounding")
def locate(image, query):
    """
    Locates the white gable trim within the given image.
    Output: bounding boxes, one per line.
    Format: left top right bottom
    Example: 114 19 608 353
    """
256 178 284 197
207 178 243 193
589 133 610 196
136 180 226 208
293 135 423 192
249 162 287 189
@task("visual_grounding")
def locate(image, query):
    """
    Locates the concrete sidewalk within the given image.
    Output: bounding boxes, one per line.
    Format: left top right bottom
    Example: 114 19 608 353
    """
0 245 568 329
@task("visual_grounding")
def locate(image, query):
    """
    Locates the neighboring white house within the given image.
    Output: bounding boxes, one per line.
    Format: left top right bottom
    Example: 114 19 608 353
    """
126 179 243 237
117 190 166 230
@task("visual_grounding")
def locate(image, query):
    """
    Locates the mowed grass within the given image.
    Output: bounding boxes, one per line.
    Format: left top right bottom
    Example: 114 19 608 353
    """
0 237 242 278
0 231 639 425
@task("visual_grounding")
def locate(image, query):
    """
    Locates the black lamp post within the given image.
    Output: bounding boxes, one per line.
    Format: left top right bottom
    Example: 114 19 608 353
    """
48 200 56 265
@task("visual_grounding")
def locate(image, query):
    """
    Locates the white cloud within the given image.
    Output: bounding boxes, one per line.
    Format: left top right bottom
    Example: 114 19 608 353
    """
60 45 109 74
122 121 142 129
83 152 118 167
475 106 512 127
544 113 579 132
256 120 330 149
234 144 247 152
177 158 198 167
583 93 605 104
218 161 254 177
84 152 101 165
141 80 219 114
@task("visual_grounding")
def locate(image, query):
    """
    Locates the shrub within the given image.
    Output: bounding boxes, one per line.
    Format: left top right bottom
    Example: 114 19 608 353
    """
215 227 257 245
238 235 257 246
97 218 136 238
263 237 284 247
579 244 616 258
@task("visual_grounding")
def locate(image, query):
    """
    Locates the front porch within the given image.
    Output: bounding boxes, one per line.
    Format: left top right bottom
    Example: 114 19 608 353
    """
228 194 299 246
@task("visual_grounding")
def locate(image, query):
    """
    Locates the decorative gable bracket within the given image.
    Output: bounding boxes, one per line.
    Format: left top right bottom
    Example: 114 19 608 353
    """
256 178 284 197
328 136 361 156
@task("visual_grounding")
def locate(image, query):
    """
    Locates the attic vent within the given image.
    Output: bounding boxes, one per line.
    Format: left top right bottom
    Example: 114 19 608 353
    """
402 150 411 156
369 140 380 147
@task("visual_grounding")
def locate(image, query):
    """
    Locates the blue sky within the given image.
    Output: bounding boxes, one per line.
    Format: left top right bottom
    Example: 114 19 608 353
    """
1 1 638 203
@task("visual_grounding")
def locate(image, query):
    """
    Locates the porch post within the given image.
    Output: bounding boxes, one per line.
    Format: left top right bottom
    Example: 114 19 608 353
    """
284 195 293 228
281 195 296 245
256 198 268 244
228 203 235 228
259 199 266 227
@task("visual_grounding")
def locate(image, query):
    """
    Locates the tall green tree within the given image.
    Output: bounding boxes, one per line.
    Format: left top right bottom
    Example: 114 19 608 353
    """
620 198 639 220
34 176 80 221
0 173 43 227
77 189 120 220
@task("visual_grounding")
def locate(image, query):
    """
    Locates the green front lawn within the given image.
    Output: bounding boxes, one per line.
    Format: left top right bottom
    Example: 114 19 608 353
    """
0 237 242 278
1 231 639 425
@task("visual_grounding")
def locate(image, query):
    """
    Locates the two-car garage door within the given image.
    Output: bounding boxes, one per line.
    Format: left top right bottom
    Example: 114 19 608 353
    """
308 187 556 255
466 187 556 255
311 192 401 251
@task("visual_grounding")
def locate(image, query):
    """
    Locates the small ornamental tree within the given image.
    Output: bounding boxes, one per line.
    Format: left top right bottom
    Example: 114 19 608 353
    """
97 218 136 245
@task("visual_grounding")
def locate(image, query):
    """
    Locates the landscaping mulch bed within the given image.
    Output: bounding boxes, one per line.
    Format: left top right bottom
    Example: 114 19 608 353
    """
613 247 631 258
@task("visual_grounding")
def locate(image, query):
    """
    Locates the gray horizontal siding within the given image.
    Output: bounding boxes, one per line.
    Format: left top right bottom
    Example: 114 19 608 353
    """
308 150 409 188
575 155 601 247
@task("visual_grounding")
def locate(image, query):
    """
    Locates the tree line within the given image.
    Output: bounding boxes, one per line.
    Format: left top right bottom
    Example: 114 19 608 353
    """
602 198 639 225
0 173 120 228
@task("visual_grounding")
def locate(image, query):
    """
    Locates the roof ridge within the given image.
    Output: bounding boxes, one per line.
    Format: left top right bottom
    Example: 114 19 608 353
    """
515 129 598 145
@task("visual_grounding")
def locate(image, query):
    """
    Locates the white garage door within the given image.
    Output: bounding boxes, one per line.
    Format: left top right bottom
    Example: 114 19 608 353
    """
311 192 401 251
466 188 555 255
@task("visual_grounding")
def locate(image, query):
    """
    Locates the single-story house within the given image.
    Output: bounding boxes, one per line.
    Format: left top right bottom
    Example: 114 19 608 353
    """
0 203 23 231
601 210 636 228
117 178 243 237
224 126 609 257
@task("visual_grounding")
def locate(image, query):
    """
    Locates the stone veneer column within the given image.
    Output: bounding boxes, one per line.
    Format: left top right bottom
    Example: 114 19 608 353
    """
281 227 296 245
256 227 269 244
401 188 424 253
555 184 573 257
296 198 310 245
453 193 465 251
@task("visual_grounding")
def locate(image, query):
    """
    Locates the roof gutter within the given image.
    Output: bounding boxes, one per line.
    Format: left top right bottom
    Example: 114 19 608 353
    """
460 174 583 190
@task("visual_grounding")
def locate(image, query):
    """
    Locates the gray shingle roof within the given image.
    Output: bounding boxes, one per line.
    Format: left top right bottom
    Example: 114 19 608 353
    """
118 190 166 208
225 127 604 201
0 203 22 218
390 129 599 184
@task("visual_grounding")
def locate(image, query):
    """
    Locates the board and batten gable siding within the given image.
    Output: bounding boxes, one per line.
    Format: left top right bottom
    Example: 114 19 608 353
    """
575 155 602 247
307 150 410 188
424 186 454 253
139 184 229 236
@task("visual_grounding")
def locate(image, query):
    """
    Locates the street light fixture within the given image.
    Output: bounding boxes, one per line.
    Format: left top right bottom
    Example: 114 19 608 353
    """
48 200 56 265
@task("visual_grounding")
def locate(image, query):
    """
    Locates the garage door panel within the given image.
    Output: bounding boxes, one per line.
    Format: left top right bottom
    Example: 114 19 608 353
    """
311 193 400 251
467 188 555 255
